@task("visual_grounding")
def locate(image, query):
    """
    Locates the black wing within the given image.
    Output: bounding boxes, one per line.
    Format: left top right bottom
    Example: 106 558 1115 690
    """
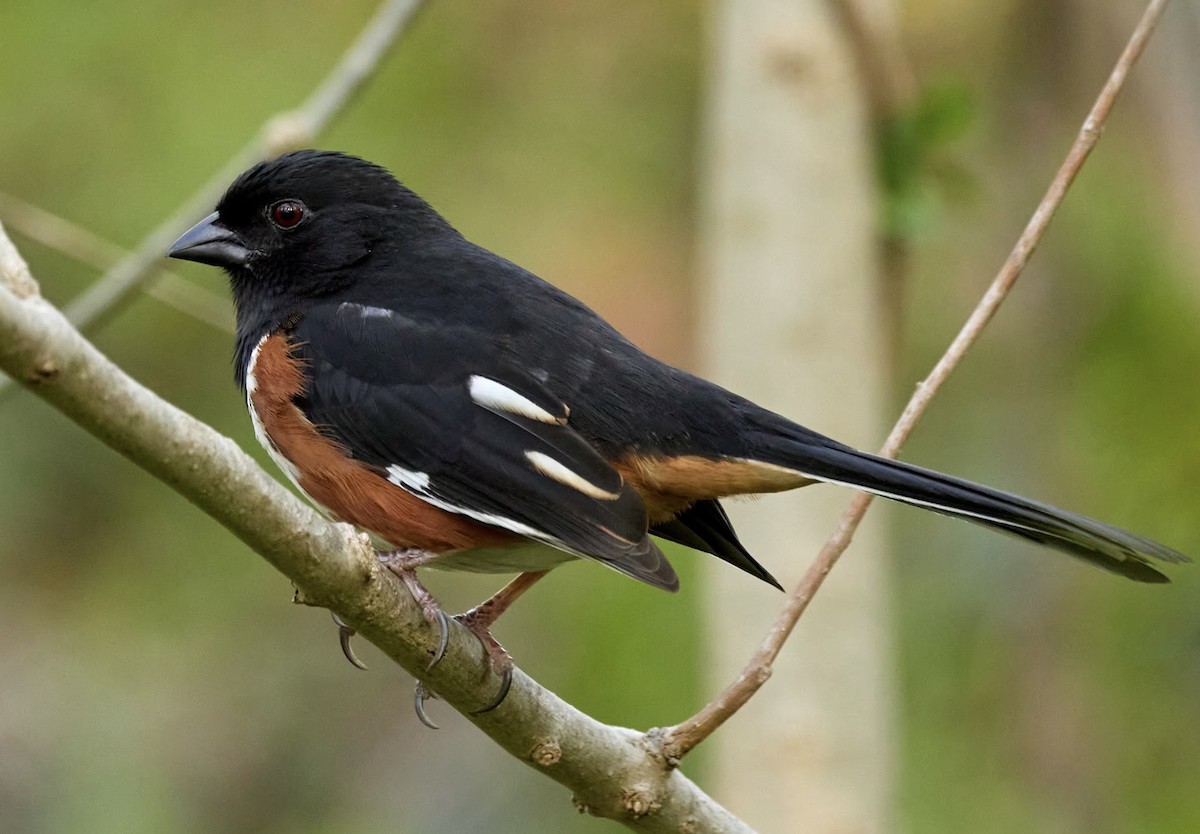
291 301 678 591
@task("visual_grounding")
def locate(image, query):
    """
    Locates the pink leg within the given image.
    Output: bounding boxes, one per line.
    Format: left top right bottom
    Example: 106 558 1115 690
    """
335 549 449 673
337 555 550 725
451 571 549 715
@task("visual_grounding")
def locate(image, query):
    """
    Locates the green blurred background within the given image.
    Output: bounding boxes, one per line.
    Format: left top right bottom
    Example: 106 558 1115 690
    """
1 1 1198 831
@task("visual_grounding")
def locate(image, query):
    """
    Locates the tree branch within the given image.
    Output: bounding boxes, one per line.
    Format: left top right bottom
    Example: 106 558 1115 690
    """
0 221 755 831
0 191 233 332
0 0 428 399
661 0 1170 761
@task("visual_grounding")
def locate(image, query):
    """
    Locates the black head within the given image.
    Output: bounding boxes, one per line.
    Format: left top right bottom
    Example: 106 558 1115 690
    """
168 150 454 324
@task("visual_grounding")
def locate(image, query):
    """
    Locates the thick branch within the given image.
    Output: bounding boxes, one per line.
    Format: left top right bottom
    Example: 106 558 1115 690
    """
661 0 1170 760
0 222 754 832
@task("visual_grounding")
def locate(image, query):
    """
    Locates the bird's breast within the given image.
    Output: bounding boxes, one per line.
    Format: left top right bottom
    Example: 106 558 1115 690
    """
244 330 521 556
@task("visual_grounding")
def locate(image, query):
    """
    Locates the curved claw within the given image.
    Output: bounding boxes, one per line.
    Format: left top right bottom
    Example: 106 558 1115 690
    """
471 665 513 715
331 613 368 671
427 608 450 670
413 681 439 730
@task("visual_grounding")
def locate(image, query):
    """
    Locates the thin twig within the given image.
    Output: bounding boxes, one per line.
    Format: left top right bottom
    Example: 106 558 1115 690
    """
0 191 233 333
661 0 1170 761
0 0 427 398
62 0 426 333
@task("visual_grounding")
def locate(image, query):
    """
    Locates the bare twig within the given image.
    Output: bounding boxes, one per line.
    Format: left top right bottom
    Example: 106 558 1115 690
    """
62 0 426 333
0 191 233 332
661 0 1170 761
0 0 427 398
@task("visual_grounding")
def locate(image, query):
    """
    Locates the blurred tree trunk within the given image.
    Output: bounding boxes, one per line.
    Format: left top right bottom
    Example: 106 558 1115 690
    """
697 1 896 831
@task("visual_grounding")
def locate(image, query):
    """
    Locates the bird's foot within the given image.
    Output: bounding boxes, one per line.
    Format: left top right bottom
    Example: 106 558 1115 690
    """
331 548 448 672
342 560 544 726
448 606 515 715
331 612 368 670
379 551 451 667
377 547 442 574
422 572 547 716
410 615 514 728
378 552 504 726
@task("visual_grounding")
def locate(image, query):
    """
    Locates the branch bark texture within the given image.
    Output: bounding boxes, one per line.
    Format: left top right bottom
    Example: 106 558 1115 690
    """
0 190 233 332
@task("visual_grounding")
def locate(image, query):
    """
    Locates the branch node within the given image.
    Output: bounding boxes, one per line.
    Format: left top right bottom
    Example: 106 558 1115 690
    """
26 358 59 384
529 736 562 767
638 727 677 768
620 785 662 819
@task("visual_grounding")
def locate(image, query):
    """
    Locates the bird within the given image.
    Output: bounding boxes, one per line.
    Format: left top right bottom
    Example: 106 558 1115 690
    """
168 149 1189 717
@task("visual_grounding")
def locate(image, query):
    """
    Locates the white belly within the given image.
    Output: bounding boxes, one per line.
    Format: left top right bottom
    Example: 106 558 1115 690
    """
430 542 578 574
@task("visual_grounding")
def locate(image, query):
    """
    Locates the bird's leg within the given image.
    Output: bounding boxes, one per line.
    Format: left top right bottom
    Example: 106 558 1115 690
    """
450 570 549 714
456 570 549 651
377 548 451 665
346 554 548 725
413 570 550 724
331 548 449 672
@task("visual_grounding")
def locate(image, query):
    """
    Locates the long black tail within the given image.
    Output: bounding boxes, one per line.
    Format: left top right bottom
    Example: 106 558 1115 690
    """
745 428 1190 583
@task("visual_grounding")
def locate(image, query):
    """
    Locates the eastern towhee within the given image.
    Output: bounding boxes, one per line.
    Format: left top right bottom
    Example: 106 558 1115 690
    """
168 150 1189 713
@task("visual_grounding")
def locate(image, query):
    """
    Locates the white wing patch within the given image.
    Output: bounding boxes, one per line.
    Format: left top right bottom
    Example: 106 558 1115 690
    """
384 464 430 491
525 451 621 501
468 375 566 425
339 301 394 319
385 464 549 541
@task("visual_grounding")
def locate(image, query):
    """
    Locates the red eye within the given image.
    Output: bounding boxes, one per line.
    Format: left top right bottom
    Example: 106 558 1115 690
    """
269 200 305 229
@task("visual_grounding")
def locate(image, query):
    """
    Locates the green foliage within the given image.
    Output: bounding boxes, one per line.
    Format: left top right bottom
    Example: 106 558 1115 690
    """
878 83 977 241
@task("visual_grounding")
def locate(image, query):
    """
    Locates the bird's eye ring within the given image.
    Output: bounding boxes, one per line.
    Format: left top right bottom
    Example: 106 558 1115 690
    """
269 200 306 230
